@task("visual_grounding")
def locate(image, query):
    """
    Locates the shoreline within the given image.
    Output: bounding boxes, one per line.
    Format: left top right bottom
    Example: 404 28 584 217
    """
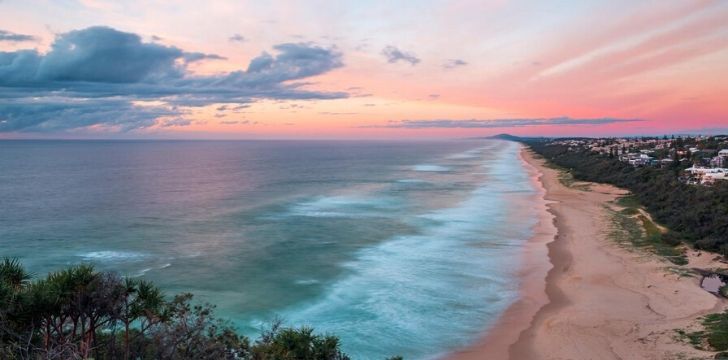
448 145 725 360
445 144 557 360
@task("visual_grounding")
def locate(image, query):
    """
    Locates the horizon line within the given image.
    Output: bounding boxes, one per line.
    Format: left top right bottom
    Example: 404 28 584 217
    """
1 132 727 142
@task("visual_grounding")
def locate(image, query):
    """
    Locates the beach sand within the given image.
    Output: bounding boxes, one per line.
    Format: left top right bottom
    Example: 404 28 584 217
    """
448 146 726 360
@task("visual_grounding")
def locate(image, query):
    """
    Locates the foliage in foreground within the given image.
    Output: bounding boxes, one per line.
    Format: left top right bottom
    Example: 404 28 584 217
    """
0 258 351 360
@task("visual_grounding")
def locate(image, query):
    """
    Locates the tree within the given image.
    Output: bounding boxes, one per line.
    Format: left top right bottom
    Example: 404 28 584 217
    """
0 258 32 291
252 321 349 360
0 259 359 360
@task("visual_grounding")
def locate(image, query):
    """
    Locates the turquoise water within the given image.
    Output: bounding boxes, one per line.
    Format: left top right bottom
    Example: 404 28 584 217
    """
0 139 538 359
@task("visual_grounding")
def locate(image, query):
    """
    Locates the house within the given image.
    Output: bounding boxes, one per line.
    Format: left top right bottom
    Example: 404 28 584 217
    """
685 167 728 184
702 170 727 184
628 154 653 166
711 156 726 168
686 166 711 175
620 153 638 163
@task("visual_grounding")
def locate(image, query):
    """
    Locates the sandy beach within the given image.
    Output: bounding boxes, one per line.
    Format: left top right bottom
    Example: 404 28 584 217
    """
449 146 726 360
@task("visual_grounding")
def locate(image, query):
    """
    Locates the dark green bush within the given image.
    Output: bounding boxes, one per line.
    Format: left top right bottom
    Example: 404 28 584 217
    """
0 259 353 360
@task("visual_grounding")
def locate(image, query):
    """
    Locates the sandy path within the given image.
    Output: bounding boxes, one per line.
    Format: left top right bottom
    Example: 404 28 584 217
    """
449 147 724 360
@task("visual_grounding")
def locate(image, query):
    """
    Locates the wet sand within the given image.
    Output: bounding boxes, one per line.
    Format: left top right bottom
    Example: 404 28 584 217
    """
448 146 725 360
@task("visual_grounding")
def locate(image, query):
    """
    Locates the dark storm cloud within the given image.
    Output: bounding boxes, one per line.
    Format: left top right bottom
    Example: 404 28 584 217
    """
365 117 643 129
0 26 347 132
381 46 420 65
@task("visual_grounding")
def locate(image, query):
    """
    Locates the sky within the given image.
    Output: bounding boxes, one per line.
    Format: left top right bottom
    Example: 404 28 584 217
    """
1 0 727 139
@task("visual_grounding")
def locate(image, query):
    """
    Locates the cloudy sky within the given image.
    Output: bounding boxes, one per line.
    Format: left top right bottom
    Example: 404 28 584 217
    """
1 0 727 139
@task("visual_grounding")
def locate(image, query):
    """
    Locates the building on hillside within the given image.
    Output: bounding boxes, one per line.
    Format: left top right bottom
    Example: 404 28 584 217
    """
684 166 728 185
708 149 728 168
627 154 654 166
711 156 726 168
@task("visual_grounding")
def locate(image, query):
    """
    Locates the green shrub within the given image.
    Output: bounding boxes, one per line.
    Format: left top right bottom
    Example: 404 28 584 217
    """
0 258 354 360
703 311 728 351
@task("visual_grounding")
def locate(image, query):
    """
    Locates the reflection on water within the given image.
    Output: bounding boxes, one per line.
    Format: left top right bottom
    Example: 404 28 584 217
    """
0 139 538 359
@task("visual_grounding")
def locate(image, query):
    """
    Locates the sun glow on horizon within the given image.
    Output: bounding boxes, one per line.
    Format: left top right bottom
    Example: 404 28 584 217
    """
1 0 727 139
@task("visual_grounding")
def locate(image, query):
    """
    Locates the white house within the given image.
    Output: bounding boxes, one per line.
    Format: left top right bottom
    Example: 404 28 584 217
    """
703 170 727 184
685 167 728 184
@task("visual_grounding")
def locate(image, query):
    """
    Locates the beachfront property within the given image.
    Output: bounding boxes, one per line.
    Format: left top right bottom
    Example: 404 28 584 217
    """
684 166 728 185
618 152 656 166
713 149 728 167
550 135 728 185
681 145 728 184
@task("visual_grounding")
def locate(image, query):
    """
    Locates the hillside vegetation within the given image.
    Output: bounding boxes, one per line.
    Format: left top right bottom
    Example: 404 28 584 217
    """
526 140 728 253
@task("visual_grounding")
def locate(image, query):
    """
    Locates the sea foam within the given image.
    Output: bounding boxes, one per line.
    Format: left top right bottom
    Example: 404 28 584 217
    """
79 250 147 262
281 195 398 218
273 141 537 359
412 164 450 172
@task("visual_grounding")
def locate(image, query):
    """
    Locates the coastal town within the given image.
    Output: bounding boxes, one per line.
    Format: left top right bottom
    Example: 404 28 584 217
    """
548 135 728 185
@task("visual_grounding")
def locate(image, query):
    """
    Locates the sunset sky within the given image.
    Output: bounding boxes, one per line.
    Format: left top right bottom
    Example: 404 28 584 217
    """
1 0 727 139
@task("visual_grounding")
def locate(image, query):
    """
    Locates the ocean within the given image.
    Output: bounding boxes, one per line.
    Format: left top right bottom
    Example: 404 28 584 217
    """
0 139 539 359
